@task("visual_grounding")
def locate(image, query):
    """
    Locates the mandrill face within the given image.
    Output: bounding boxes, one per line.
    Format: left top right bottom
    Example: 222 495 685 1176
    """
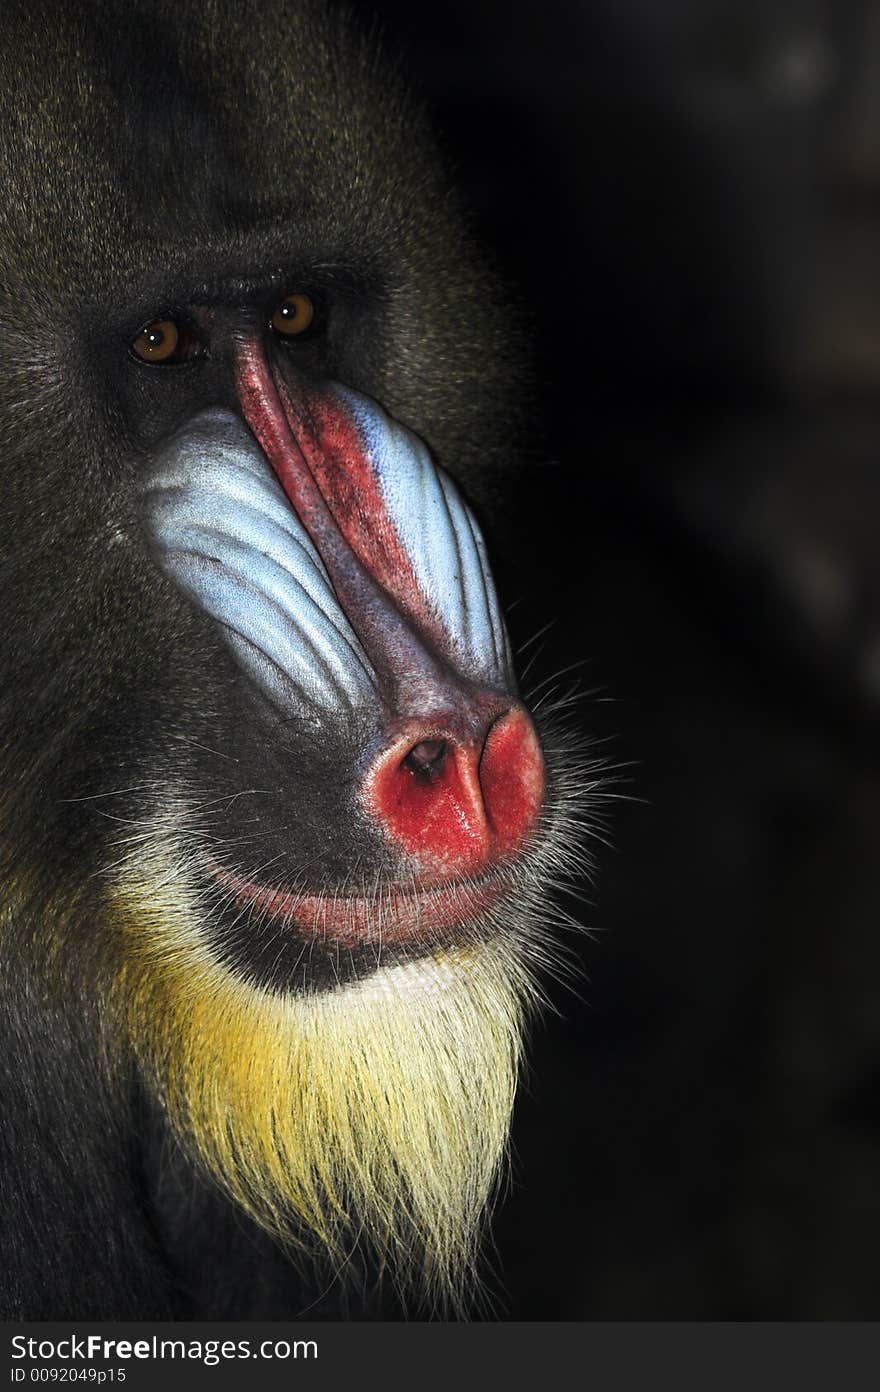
0 0 595 1315
118 300 559 1307
137 347 545 988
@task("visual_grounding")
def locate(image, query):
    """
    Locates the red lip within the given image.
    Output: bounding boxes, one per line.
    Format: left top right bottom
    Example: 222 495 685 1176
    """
208 860 506 948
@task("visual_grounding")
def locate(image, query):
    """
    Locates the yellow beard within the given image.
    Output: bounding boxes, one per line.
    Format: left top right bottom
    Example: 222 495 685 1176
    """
110 847 538 1309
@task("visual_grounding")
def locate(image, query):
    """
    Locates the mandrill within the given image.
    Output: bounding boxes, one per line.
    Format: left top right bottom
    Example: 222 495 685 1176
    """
0 0 593 1318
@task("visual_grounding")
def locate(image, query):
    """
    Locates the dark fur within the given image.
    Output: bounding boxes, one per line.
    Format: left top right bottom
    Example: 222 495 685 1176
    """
0 0 532 1317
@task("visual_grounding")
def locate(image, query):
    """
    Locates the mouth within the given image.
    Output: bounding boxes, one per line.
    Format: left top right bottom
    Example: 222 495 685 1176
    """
208 858 509 948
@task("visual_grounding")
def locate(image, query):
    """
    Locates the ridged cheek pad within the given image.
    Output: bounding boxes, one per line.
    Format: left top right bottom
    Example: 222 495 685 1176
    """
139 386 513 722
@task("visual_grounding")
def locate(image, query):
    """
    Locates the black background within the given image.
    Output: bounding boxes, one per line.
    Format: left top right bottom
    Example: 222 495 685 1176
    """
368 0 880 1318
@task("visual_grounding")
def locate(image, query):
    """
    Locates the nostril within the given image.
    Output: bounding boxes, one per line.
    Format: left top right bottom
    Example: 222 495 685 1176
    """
364 706 545 881
402 738 448 779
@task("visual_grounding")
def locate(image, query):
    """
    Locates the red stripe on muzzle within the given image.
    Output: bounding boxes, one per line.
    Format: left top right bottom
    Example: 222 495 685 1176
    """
233 339 545 880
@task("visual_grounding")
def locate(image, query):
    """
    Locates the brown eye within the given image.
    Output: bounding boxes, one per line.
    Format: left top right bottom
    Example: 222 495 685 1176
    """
132 319 180 363
271 292 315 337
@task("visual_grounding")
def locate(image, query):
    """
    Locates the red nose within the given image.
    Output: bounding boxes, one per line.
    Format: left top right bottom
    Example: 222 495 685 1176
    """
363 706 545 880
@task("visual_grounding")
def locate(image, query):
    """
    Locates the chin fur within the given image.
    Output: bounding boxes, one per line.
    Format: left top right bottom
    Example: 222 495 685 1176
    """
103 708 602 1313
